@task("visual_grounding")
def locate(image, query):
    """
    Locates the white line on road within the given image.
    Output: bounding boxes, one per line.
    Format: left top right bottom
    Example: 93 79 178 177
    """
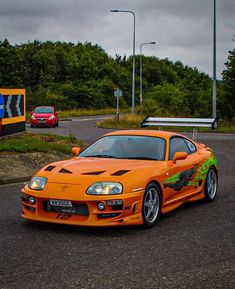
71 116 111 122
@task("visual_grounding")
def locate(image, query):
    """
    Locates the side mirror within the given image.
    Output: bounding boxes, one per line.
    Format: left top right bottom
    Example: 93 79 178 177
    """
173 152 188 163
72 147 81 156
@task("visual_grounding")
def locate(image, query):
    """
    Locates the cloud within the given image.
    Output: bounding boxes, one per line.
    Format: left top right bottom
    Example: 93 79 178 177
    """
0 0 234 77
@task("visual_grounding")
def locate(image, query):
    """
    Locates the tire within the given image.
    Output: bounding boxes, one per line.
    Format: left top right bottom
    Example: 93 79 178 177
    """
142 183 161 228
204 167 218 202
30 124 34 128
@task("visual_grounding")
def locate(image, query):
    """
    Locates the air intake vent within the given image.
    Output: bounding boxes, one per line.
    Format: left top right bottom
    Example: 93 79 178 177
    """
45 165 56 172
111 170 130 176
59 168 72 174
82 171 105 175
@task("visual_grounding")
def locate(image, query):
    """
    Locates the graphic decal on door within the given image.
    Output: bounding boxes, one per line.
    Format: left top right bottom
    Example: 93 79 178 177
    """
164 168 196 191
163 154 218 191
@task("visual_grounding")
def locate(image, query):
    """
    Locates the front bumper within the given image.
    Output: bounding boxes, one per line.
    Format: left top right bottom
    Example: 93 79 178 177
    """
21 189 144 226
30 118 57 127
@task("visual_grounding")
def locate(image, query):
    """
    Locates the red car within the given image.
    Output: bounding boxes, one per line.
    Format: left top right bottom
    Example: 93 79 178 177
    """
30 106 59 128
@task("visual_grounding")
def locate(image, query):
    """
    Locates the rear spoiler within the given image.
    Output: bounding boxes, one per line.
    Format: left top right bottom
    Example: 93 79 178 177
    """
141 116 218 140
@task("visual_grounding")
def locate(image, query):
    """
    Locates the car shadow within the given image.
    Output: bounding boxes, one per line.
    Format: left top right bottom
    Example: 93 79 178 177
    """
22 220 143 237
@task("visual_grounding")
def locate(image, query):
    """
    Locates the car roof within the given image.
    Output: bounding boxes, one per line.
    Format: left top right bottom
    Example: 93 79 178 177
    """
35 106 54 108
104 130 184 140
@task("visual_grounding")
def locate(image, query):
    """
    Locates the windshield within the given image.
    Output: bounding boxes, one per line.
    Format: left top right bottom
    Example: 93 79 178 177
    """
80 135 166 161
34 107 54 113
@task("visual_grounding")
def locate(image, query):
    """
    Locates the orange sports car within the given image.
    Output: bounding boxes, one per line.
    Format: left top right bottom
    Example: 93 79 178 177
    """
21 130 218 228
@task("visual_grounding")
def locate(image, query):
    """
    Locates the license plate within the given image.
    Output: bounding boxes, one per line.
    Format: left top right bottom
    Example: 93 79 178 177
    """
38 120 46 124
49 199 72 207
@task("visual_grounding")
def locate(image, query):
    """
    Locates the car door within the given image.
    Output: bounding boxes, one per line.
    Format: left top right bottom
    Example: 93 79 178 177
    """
164 136 198 201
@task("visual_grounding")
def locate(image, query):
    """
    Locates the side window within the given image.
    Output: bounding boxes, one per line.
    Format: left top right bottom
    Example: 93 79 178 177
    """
184 139 197 153
169 137 191 160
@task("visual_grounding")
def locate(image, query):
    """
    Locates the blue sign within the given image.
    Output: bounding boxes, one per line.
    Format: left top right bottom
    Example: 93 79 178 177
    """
114 88 122 98
0 94 4 118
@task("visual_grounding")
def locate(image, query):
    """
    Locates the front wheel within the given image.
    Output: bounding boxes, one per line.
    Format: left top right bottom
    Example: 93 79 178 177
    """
142 183 161 228
204 167 218 202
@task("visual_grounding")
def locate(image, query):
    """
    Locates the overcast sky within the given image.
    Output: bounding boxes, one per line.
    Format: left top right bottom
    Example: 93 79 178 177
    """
0 0 234 78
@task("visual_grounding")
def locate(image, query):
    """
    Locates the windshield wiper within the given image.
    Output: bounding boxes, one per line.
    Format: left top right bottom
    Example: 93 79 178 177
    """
120 156 159 160
84 154 117 158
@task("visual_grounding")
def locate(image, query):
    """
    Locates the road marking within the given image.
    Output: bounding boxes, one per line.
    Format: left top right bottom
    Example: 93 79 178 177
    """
26 116 111 125
71 116 111 122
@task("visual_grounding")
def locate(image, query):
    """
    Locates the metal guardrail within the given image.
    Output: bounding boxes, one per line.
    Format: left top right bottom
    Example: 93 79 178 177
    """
141 116 218 140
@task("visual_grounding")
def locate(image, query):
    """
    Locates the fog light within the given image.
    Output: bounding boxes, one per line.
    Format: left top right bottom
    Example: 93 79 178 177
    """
28 196 36 205
97 202 105 210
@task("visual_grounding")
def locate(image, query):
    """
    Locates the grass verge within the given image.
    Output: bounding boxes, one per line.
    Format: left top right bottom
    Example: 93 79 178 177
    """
27 108 131 120
58 108 125 118
97 114 143 129
0 132 86 154
97 114 235 133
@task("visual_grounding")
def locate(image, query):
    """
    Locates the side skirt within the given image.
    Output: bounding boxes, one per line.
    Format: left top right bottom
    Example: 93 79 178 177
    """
161 190 204 214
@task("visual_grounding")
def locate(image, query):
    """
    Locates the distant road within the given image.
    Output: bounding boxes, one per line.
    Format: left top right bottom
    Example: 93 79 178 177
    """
26 114 235 144
26 115 115 143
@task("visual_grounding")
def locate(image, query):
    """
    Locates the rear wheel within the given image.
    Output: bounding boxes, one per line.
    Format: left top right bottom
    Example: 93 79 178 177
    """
204 167 218 201
142 183 161 228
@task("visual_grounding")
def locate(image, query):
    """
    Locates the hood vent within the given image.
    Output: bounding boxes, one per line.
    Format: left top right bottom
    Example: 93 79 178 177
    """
59 168 72 174
111 170 130 176
82 171 105 175
45 165 56 172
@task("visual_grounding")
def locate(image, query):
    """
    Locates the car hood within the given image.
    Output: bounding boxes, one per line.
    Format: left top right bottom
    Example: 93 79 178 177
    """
36 157 164 185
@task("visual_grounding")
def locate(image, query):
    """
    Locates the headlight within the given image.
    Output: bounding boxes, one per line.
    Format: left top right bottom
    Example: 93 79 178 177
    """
28 177 47 191
87 182 122 195
31 114 36 120
49 115 55 120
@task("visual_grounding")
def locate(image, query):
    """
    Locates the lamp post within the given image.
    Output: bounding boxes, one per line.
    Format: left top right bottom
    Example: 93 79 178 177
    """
110 9 136 113
212 0 216 118
139 42 156 107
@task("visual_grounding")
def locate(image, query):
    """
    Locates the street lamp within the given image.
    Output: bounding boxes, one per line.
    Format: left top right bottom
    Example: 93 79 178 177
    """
110 9 136 114
212 0 216 118
139 42 156 107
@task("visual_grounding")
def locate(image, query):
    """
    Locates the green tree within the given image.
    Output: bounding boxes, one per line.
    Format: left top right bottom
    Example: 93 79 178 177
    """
0 39 22 87
145 82 189 116
219 43 235 119
0 39 215 114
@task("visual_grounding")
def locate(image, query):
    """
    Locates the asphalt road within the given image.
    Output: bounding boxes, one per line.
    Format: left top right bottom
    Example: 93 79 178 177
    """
0 117 234 289
26 115 115 143
26 115 235 143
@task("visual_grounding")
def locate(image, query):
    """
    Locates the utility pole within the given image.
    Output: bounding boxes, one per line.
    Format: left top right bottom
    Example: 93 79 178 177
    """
212 0 217 118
